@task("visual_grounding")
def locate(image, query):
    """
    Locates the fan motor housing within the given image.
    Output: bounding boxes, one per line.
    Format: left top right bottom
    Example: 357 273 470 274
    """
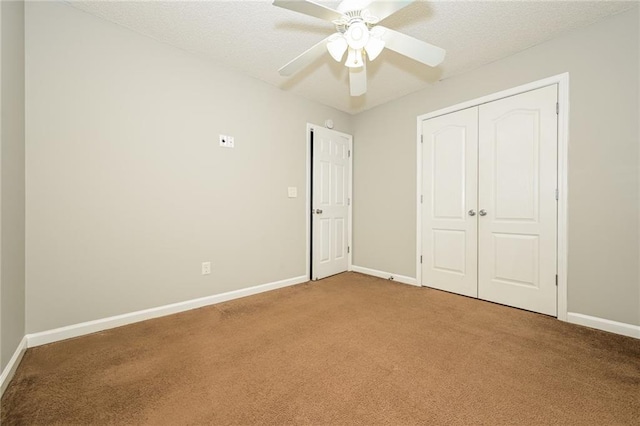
337 0 374 14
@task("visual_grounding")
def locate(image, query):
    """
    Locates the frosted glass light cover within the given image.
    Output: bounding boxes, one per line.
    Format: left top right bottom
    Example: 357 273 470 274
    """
365 37 385 61
327 36 348 62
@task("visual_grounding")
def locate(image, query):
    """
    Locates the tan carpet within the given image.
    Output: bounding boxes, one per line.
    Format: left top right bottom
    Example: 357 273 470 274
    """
2 272 639 425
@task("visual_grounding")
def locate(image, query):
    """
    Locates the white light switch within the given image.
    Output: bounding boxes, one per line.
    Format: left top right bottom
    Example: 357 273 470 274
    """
288 187 298 198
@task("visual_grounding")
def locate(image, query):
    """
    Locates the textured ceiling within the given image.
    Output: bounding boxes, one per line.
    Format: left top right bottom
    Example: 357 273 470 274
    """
67 0 637 114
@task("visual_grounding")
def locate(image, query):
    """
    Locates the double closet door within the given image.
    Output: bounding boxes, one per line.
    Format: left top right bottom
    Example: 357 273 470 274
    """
421 85 558 316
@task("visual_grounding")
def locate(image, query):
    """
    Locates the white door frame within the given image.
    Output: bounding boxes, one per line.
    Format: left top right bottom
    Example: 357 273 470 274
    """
416 73 570 321
306 123 353 280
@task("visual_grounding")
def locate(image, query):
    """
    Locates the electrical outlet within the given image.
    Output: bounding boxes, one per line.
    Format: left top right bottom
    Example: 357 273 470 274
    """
227 136 234 148
202 261 211 275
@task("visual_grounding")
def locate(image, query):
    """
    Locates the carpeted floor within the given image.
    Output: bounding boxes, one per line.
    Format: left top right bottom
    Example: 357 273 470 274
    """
2 272 639 425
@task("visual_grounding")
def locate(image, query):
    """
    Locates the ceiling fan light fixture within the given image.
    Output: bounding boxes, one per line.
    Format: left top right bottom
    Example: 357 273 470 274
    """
345 22 369 50
273 0 447 97
364 36 384 61
327 36 348 62
345 48 364 68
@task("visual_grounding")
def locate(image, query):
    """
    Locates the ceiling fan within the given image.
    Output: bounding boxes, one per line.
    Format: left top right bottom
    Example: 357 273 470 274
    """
273 0 445 97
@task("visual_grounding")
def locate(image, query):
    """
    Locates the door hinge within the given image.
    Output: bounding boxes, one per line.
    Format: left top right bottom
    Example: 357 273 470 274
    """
421 135 423 143
420 195 423 204
348 150 351 157
420 255 423 264
347 246 350 254
348 198 351 206
555 189 559 200
556 102 559 115
555 274 558 286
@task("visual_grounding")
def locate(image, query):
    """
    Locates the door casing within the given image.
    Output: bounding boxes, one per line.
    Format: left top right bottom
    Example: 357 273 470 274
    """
306 123 353 281
416 73 569 321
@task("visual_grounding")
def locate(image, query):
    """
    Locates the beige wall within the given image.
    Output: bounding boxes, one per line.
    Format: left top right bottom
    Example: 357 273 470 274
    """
353 8 640 326
22 2 640 333
25 2 351 333
1 0 26 370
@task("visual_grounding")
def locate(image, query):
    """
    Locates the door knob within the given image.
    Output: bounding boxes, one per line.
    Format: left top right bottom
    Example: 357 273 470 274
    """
316 209 323 214
468 209 476 216
479 209 487 216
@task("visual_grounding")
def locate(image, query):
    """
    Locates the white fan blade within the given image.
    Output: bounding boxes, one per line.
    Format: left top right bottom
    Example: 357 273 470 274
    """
273 0 345 22
278 35 332 76
349 62 367 96
378 26 445 67
366 0 415 22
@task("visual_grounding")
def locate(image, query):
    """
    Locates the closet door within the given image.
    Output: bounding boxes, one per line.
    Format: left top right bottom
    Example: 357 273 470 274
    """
421 107 478 297
477 85 558 316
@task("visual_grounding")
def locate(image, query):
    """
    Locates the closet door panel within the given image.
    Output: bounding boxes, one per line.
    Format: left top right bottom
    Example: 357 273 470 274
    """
478 85 558 316
421 107 478 297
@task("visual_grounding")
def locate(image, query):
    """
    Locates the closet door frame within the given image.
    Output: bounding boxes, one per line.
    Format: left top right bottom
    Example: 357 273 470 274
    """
416 73 569 321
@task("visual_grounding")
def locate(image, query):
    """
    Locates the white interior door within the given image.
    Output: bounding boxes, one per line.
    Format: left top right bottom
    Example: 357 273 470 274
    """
478 85 558 316
312 127 351 280
421 108 478 297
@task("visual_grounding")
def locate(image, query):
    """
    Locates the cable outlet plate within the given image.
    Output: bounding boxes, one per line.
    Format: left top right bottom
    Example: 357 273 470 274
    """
219 135 234 148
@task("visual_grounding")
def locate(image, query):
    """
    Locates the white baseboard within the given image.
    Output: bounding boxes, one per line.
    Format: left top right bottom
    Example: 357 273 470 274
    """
27 275 309 348
567 312 640 339
351 265 419 287
0 336 28 397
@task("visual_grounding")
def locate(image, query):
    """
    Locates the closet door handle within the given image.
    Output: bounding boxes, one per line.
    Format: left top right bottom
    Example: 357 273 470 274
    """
479 209 487 216
468 209 476 216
